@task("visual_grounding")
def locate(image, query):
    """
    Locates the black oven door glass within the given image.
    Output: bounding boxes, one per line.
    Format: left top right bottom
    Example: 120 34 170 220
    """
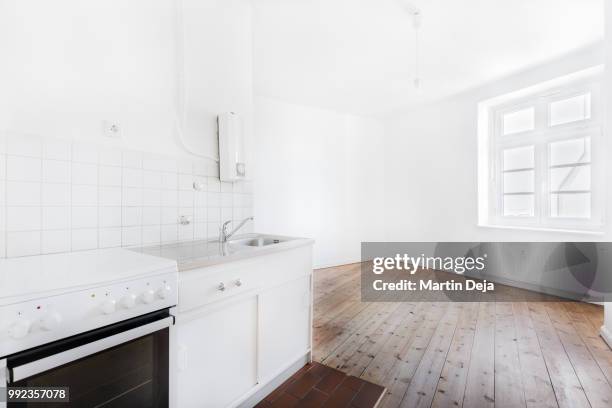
8 324 168 407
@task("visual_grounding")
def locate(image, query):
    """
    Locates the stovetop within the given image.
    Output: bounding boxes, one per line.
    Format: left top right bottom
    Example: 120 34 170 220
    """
0 248 178 357
0 248 177 305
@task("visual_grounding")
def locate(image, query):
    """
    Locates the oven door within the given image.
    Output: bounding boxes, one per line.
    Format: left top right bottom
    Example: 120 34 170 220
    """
2 309 171 408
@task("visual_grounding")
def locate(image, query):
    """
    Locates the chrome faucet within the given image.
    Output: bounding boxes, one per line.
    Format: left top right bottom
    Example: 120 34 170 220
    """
220 216 254 243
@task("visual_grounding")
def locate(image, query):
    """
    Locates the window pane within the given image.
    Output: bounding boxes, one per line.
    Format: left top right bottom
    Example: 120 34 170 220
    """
550 93 591 126
550 193 591 218
503 170 534 193
503 146 534 170
503 107 535 135
503 195 534 217
549 138 591 166
550 165 590 191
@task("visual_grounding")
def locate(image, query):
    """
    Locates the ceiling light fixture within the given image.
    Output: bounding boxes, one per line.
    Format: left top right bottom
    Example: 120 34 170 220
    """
401 2 423 89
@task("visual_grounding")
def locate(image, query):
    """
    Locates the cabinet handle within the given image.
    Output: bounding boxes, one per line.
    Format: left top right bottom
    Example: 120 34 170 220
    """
235 278 242 287
218 282 226 292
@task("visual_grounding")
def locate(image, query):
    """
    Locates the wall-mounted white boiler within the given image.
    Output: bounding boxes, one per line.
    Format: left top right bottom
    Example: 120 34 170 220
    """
218 112 246 182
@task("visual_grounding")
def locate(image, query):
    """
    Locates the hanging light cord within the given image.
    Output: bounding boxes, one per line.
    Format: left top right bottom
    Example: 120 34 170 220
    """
412 10 421 88
414 19 420 88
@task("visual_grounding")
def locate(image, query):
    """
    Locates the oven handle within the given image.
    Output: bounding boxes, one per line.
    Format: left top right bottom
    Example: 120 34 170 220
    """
9 316 173 383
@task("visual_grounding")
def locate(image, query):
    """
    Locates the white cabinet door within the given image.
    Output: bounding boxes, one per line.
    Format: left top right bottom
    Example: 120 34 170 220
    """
176 295 258 408
259 276 311 381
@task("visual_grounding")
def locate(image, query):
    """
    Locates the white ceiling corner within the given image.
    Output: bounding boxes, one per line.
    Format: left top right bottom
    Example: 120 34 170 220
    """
252 0 604 116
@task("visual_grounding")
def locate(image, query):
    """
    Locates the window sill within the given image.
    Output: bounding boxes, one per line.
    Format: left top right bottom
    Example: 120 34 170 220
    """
478 223 605 236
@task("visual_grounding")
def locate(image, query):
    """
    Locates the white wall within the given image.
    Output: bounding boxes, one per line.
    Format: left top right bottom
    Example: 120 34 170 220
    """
180 0 253 161
602 0 612 345
0 0 255 258
0 0 252 159
253 97 385 268
383 45 609 295
384 45 607 243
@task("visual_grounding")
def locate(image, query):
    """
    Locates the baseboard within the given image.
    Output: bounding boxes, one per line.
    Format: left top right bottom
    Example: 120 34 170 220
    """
462 270 603 303
601 325 612 350
314 258 361 269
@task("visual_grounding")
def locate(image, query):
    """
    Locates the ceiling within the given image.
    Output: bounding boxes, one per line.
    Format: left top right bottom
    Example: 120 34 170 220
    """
252 0 604 116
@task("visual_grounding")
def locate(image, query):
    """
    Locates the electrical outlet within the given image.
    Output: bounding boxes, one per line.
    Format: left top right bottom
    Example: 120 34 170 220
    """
102 120 121 139
193 181 206 191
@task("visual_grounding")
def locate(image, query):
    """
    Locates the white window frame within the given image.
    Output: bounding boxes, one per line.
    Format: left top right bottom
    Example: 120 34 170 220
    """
478 67 604 233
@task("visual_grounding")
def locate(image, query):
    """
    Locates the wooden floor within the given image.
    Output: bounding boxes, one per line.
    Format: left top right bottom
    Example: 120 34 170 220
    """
256 362 385 408
313 263 612 408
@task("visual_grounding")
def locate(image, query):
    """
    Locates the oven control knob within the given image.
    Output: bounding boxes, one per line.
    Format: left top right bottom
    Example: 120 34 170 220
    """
8 318 31 339
120 294 137 309
100 299 116 315
157 285 172 299
141 289 155 304
39 312 62 331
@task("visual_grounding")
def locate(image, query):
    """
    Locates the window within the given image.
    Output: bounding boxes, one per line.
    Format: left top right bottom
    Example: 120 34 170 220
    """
480 71 603 232
503 107 535 135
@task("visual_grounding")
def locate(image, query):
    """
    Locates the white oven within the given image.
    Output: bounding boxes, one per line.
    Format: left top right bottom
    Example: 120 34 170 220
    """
0 250 179 408
1 309 173 407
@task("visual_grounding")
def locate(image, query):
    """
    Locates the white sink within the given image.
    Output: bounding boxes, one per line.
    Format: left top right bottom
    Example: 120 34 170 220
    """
131 233 310 269
229 235 287 247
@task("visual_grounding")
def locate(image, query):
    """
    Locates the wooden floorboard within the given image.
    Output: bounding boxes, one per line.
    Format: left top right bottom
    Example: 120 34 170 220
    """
313 263 611 408
511 302 558 408
256 362 385 408
462 302 495 408
545 303 612 408
430 302 478 408
379 303 449 408
494 302 526 408
399 302 461 408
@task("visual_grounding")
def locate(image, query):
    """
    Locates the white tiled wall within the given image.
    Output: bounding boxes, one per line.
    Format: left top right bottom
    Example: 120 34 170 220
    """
0 135 253 257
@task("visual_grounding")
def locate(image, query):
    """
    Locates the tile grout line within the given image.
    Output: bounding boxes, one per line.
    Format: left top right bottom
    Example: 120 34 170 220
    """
2 136 250 257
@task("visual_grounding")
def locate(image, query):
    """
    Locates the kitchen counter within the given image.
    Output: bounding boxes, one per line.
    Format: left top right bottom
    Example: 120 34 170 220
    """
170 233 314 408
128 233 314 271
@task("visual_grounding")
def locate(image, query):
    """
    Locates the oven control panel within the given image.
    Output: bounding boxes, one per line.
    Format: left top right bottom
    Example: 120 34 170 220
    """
0 270 178 358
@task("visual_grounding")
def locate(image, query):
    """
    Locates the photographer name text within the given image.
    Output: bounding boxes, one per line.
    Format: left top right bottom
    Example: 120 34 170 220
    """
372 279 494 293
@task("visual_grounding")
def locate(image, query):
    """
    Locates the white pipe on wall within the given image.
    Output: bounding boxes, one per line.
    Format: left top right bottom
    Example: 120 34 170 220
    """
173 0 220 162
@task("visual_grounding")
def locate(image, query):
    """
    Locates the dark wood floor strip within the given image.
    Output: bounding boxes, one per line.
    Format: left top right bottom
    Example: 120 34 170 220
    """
257 362 385 408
